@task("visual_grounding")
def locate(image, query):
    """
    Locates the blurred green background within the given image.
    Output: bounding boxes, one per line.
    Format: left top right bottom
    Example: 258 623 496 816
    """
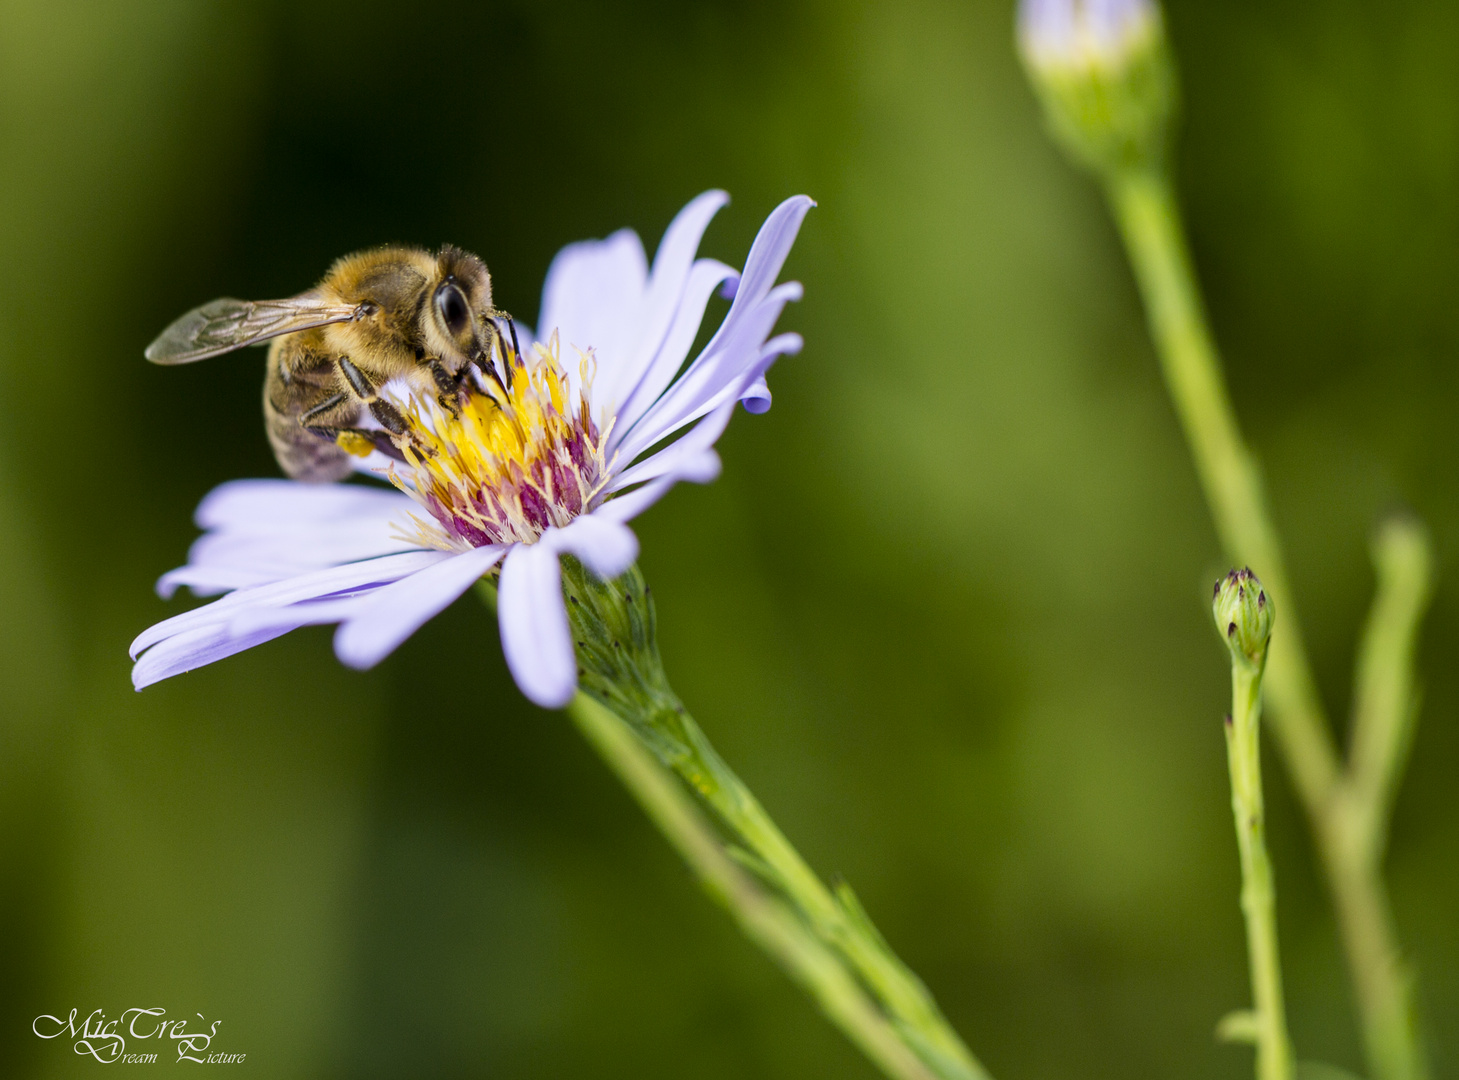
1 0 1456 1076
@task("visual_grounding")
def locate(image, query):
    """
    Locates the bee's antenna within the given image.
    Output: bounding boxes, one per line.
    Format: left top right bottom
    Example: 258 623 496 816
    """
505 318 523 366
491 315 519 392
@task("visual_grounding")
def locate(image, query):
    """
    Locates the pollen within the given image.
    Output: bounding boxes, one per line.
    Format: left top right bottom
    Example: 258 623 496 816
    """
387 331 613 552
335 430 378 459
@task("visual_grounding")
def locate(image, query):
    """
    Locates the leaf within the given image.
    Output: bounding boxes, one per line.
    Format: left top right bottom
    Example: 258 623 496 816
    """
834 879 891 952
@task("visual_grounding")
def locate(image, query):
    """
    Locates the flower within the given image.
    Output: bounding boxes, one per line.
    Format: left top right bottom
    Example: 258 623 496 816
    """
1016 0 1173 176
131 191 813 707
1017 0 1159 74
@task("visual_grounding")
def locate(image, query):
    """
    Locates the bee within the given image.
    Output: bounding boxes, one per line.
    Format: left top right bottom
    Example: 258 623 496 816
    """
146 245 510 482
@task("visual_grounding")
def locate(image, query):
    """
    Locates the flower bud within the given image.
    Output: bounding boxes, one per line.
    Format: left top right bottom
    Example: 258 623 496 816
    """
1017 0 1175 176
1212 568 1274 667
560 557 698 764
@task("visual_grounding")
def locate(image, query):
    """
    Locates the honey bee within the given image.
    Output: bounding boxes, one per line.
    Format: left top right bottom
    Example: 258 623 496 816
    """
146 246 512 482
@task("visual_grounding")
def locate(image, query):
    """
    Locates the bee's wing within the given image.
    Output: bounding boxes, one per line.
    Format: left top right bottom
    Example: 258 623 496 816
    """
144 296 369 364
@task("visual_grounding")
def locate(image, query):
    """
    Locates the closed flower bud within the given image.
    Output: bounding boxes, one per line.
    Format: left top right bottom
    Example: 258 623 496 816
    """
1017 0 1175 176
1212 568 1274 668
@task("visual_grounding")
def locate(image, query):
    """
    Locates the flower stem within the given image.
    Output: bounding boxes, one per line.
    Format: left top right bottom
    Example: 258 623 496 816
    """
1104 164 1429 1080
655 700 989 1080
1347 519 1432 869
1225 654 1294 1080
565 691 941 1080
553 561 992 1080
1108 166 1338 810
1329 519 1434 1080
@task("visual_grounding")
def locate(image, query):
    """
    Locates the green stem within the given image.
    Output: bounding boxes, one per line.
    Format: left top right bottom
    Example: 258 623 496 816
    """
564 692 940 1080
1347 518 1433 865
1108 166 1338 809
1105 165 1428 1080
552 564 991 1080
1326 518 1434 1080
1226 657 1294 1080
665 704 989 1080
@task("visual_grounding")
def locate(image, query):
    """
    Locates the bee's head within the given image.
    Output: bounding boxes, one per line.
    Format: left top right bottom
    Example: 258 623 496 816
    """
423 246 494 373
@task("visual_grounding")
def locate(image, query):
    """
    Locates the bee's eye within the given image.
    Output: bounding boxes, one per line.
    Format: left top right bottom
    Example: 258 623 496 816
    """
434 282 470 336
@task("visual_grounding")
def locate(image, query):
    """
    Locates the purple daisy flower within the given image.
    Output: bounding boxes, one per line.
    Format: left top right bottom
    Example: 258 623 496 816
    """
131 191 812 707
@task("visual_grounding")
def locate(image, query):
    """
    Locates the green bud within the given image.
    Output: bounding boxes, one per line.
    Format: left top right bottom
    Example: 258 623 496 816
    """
1017 0 1176 177
1212 567 1274 667
559 556 702 770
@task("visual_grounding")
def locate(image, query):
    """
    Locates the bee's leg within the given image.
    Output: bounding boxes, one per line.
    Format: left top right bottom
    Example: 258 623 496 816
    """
304 424 409 464
410 346 454 408
336 355 409 436
300 392 350 426
420 352 499 410
295 391 405 463
423 357 466 415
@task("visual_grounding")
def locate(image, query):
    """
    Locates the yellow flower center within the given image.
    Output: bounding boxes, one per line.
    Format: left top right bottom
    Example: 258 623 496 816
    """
387 332 613 551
